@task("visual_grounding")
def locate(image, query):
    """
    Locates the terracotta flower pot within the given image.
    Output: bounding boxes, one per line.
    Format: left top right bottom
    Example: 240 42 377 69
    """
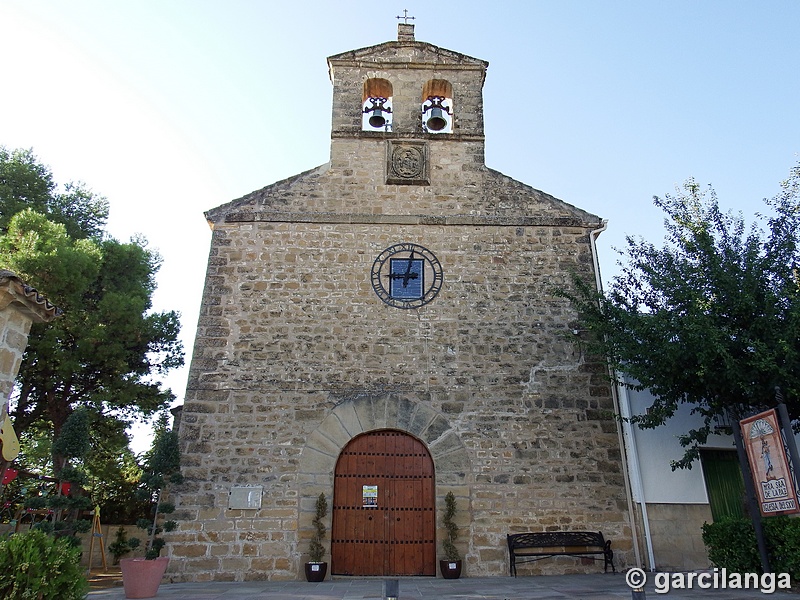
120 557 170 598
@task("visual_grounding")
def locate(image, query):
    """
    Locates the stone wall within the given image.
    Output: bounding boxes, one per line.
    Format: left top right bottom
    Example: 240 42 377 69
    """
171 26 633 582
170 214 633 581
642 503 713 571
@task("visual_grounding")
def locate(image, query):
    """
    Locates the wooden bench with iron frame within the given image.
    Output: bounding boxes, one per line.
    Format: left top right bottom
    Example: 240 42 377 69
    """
506 531 615 577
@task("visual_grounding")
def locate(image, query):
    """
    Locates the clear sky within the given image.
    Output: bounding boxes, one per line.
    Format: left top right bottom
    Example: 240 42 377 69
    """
2 1 799 451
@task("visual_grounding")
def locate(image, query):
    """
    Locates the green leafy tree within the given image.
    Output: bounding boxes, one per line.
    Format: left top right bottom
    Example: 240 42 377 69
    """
82 419 150 524
51 406 91 476
562 163 800 469
0 147 183 476
27 407 146 536
0 146 108 239
1 209 183 444
25 409 92 541
108 526 134 564
9 414 149 527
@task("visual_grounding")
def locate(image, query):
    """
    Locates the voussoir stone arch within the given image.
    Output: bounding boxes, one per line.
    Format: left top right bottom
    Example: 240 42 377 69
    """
298 393 470 493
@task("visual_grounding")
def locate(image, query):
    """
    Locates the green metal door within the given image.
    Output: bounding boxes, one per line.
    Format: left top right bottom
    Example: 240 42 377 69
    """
700 449 746 521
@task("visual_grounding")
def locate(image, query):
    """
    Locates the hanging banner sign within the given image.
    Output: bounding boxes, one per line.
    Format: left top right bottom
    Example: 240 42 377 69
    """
362 485 378 507
740 409 800 516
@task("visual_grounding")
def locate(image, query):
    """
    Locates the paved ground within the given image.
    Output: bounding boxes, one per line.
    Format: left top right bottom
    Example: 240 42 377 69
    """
86 572 795 599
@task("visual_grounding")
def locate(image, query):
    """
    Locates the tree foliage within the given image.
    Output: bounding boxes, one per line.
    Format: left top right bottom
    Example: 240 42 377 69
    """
1 209 183 441
135 415 183 558
0 529 88 600
9 415 150 525
0 146 183 480
562 163 800 468
0 147 108 239
82 419 150 524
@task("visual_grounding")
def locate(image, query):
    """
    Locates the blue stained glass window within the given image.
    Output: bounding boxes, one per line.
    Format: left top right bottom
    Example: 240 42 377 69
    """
389 258 424 299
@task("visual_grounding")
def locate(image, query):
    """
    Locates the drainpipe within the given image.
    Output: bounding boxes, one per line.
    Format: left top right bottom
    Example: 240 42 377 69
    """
617 381 656 571
588 220 644 569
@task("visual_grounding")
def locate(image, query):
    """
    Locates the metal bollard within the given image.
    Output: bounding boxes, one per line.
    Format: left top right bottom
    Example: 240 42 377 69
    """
631 587 646 600
383 578 399 600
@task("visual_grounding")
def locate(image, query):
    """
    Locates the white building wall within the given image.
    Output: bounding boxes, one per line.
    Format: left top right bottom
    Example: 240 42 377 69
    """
618 380 800 571
622 385 735 504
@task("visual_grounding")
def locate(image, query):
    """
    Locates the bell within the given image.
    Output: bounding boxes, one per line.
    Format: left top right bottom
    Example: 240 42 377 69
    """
426 107 447 131
368 109 386 128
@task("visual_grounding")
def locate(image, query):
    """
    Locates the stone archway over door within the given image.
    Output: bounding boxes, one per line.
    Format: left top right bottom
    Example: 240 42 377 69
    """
331 430 436 576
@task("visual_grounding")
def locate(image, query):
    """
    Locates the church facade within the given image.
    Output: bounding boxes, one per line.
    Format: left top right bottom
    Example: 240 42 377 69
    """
170 23 635 581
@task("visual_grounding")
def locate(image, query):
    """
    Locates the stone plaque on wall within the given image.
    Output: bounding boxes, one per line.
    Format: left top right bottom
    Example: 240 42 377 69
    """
386 140 429 185
228 485 263 509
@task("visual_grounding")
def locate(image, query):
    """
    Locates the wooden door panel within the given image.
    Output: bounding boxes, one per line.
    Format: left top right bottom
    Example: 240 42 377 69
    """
331 430 435 576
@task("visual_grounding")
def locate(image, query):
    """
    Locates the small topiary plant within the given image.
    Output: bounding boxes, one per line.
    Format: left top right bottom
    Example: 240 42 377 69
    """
0 528 88 600
130 417 183 559
308 493 328 563
442 491 460 561
109 526 134 564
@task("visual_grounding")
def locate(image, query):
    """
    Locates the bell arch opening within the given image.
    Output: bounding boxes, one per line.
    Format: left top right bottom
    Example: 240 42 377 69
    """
363 78 393 131
422 79 453 133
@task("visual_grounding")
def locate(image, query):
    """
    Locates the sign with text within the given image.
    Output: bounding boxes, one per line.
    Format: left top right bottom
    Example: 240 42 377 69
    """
362 485 378 507
740 409 800 516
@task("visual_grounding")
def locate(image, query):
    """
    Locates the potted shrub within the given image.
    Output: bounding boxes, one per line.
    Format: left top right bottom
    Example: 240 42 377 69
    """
440 491 462 579
120 419 183 599
304 492 328 582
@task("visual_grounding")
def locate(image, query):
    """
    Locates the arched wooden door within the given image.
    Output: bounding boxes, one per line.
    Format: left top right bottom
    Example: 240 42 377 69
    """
331 430 436 576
